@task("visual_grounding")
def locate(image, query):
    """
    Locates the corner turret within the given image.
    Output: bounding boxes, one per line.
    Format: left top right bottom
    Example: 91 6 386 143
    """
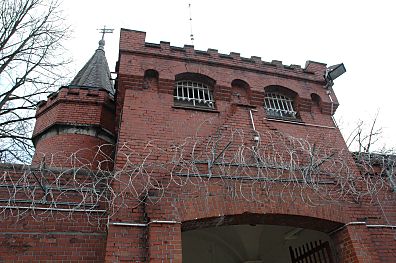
31 40 116 169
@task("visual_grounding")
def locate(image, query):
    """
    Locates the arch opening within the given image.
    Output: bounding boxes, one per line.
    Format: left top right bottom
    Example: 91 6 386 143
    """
182 214 341 263
143 69 159 89
231 79 250 104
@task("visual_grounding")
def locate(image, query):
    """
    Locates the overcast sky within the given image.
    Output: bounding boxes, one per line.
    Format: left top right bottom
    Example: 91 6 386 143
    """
62 0 396 151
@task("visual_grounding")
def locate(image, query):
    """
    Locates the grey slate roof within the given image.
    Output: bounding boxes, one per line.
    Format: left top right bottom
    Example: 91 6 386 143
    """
69 40 114 94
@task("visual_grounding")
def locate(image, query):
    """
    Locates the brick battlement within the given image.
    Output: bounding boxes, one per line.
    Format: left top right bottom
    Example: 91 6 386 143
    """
119 28 327 82
35 86 113 118
33 86 115 138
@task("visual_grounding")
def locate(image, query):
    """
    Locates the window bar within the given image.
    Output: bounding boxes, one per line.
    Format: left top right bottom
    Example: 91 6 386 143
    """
284 100 290 115
198 87 202 102
194 87 197 106
283 100 289 116
279 96 286 114
275 95 282 115
268 98 274 110
285 99 291 112
194 87 197 104
288 101 295 116
288 101 294 116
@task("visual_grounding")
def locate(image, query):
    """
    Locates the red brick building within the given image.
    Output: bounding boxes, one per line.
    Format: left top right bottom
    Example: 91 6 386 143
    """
0 28 395 262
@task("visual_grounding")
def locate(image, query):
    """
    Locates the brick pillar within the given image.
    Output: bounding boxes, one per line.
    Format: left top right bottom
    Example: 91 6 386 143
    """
148 222 182 263
331 224 381 263
104 196 148 262
105 224 147 262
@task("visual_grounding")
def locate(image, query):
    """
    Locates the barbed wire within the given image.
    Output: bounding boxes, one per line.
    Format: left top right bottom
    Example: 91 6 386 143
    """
0 128 395 226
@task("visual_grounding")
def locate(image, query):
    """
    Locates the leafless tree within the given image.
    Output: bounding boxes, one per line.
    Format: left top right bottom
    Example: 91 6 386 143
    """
344 112 384 153
346 113 396 194
0 0 70 163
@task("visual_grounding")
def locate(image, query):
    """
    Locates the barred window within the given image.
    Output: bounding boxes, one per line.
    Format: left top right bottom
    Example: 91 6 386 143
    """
264 92 296 118
174 81 215 109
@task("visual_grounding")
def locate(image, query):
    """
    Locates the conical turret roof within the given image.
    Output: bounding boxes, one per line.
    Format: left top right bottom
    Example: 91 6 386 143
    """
69 39 114 94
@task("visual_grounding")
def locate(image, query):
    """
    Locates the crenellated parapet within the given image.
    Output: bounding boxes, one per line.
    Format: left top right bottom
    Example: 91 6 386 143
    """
119 29 328 83
33 86 115 141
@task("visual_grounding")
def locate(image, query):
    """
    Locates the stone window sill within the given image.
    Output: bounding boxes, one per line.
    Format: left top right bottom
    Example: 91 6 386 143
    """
172 105 220 113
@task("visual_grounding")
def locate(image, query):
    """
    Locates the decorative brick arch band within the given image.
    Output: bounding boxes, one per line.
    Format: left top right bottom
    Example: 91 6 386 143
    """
181 213 343 233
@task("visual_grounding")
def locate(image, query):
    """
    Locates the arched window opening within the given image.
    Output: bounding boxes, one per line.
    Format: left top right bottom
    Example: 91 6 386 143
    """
264 86 298 119
231 79 250 104
174 73 215 109
311 93 321 106
143 69 159 89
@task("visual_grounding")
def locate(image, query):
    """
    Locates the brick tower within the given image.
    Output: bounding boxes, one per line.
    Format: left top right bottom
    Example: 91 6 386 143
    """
31 39 115 169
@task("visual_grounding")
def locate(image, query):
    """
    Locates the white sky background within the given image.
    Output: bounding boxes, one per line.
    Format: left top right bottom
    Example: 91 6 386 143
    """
62 0 396 151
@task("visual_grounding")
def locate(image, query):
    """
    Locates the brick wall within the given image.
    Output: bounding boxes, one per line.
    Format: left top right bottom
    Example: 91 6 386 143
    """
33 134 114 169
1 28 395 262
0 165 107 262
0 214 106 262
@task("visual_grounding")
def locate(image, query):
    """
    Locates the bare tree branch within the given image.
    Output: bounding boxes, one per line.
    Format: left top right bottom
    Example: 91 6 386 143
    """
0 0 70 163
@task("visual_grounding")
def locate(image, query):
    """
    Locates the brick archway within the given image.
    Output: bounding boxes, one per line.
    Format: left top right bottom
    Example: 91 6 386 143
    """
181 213 360 263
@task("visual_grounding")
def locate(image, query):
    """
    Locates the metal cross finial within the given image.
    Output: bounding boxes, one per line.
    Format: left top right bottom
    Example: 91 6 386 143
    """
98 26 114 41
